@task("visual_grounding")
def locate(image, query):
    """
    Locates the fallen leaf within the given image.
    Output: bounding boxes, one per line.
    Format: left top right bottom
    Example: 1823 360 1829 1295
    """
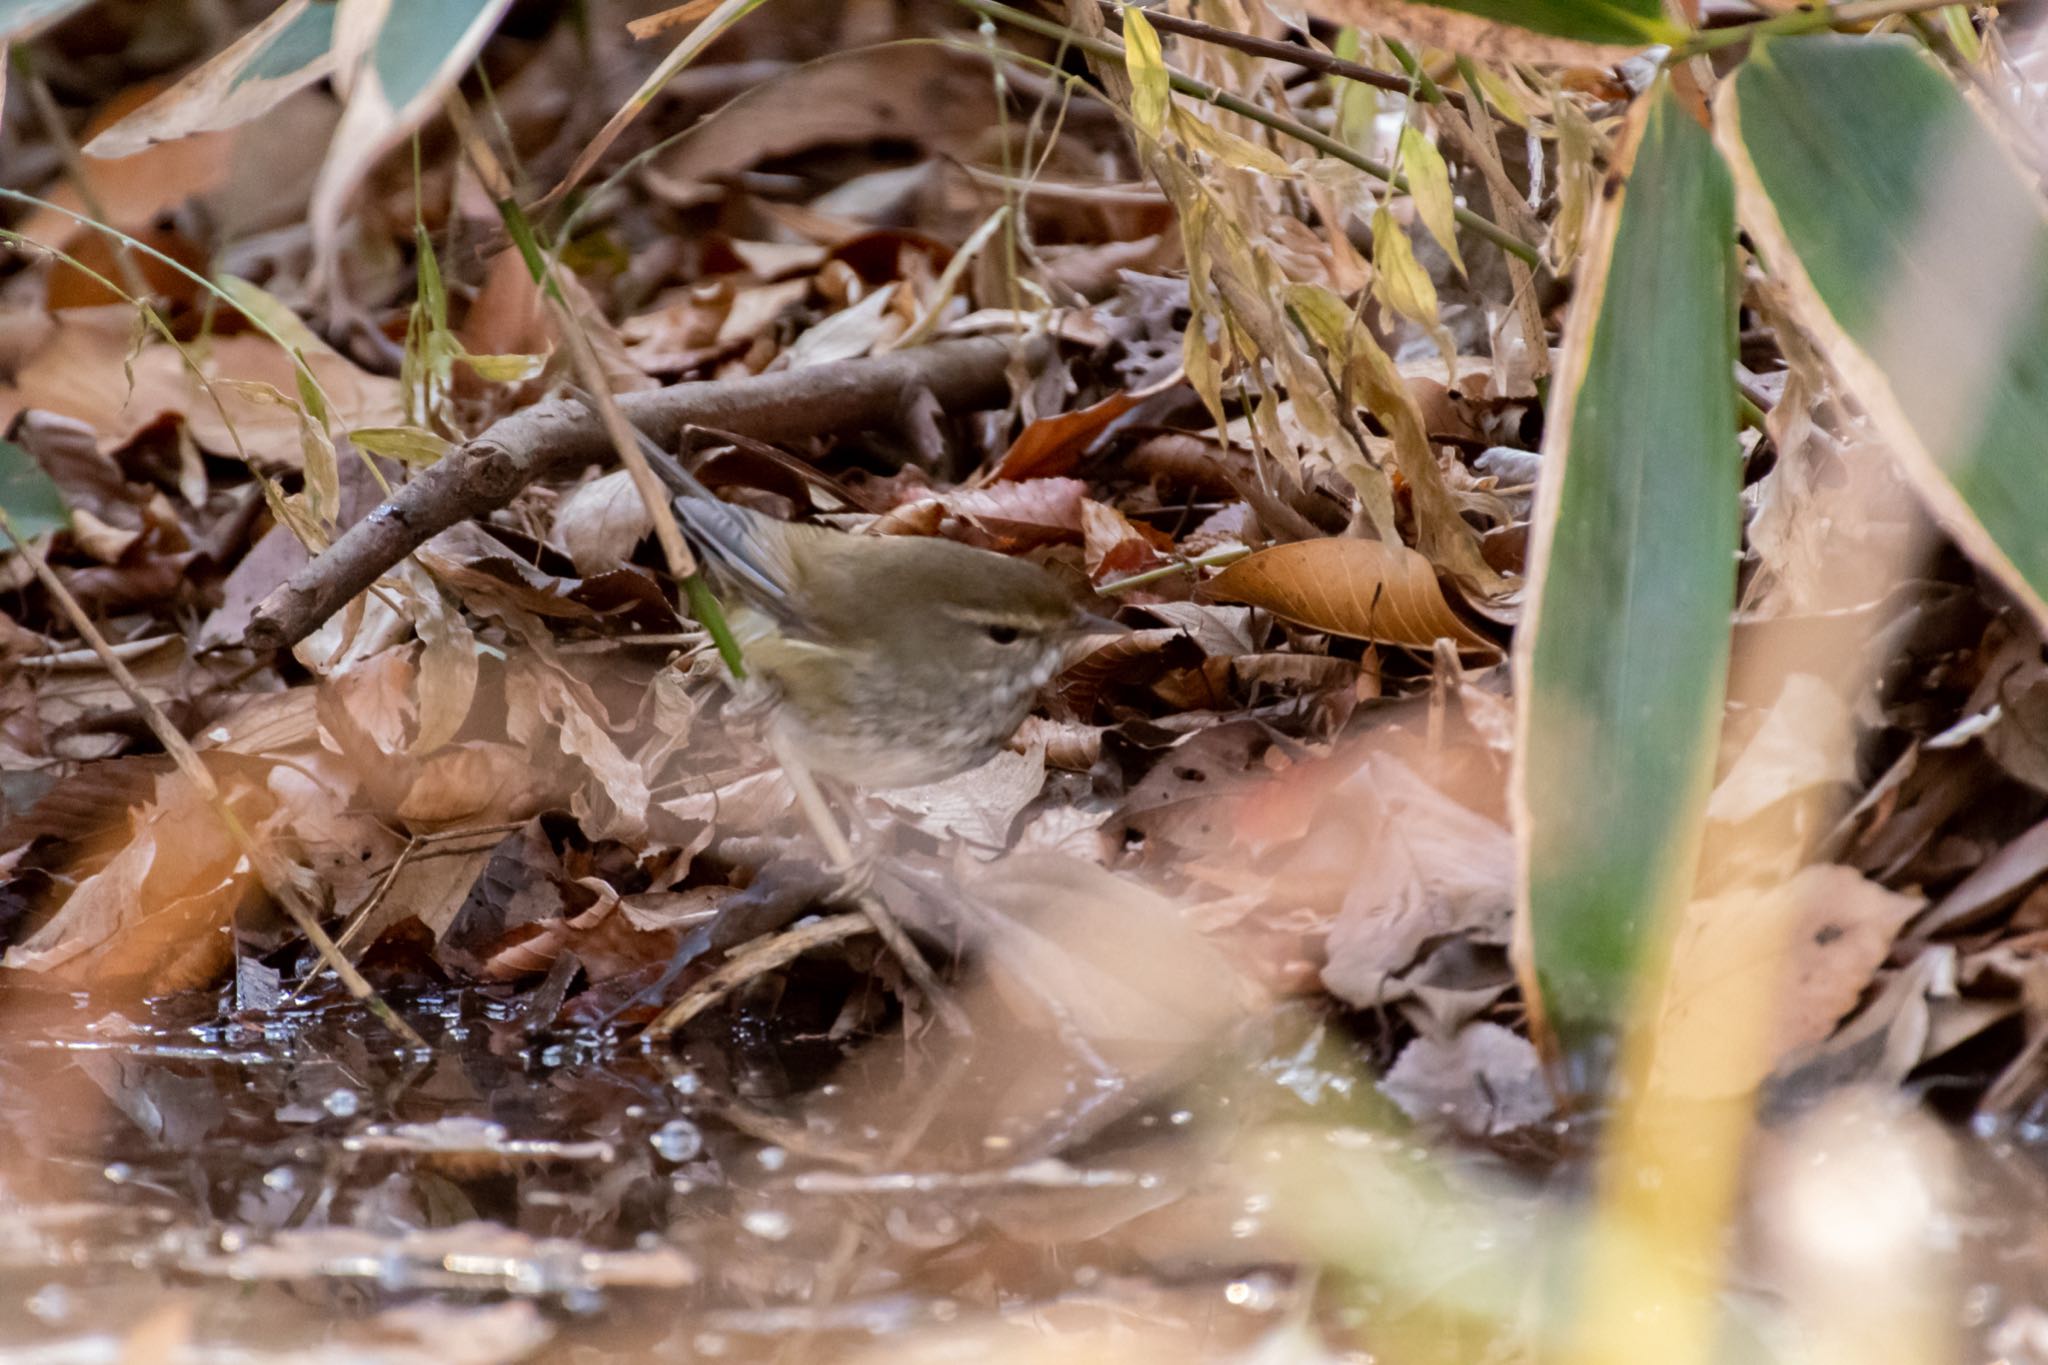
994 390 1141 481
1653 863 1925 1098
1379 1023 1552 1136
871 744 1048 851
1208 538 1497 654
555 470 655 575
1706 672 1859 826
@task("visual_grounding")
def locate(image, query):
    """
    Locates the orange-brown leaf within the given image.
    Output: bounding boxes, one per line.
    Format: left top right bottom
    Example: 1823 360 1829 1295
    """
1208 539 1497 655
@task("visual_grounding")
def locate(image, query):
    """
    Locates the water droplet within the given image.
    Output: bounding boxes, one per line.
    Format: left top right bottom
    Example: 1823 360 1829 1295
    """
322 1089 361 1118
262 1167 298 1192
742 1209 792 1241
671 1070 704 1096
1169 1109 1195 1126
756 1145 787 1172
26 1284 70 1323
1230 1217 1262 1239
650 1119 704 1163
103 1163 131 1184
1225 1277 1279 1311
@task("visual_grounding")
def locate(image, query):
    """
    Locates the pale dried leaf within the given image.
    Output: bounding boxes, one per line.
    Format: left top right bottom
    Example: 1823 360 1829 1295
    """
556 469 655 575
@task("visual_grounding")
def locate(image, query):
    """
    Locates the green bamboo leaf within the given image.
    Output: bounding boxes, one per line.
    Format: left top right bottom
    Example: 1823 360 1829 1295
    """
1517 82 1740 1043
83 0 336 157
0 0 93 43
1723 36 2048 622
1298 0 1677 51
310 0 516 268
0 438 69 540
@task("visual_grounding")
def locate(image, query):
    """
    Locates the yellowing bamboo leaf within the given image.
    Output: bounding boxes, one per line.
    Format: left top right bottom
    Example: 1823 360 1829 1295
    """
1400 124 1466 276
1287 281 1494 587
1209 538 1497 654
1330 29 1380 149
350 425 453 466
1552 94 1598 270
1464 60 1531 128
1172 106 1295 176
1371 206 1439 327
458 350 548 383
1941 4 1981 63
1123 5 1171 138
1183 317 1228 441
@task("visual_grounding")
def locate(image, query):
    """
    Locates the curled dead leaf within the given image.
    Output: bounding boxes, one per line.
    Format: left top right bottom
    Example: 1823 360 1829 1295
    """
1208 539 1498 655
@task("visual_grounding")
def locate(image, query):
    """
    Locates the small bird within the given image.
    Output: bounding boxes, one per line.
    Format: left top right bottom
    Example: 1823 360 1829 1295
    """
577 391 1102 788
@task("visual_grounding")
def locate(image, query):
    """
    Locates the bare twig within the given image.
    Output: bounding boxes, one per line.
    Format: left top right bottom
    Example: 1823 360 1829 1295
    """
643 912 874 1040
1095 0 1471 111
244 335 1046 653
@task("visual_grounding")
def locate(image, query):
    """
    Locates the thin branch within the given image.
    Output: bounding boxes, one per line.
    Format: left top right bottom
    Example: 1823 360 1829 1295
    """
954 0 1544 268
244 335 1048 653
643 912 874 1040
1669 0 1974 58
1094 0 1471 112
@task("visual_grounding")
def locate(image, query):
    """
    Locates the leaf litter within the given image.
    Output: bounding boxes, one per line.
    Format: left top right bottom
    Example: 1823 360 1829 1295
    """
4 1 2048 1361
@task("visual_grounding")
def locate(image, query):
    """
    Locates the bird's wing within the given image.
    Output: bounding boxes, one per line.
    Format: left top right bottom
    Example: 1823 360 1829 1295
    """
563 385 792 610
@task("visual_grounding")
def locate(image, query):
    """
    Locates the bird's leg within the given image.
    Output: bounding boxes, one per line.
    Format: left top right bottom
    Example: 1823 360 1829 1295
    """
766 730 972 1035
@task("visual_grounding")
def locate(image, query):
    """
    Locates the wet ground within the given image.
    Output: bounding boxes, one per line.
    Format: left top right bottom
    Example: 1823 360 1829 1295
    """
10 981 2048 1363
0 984 1403 1362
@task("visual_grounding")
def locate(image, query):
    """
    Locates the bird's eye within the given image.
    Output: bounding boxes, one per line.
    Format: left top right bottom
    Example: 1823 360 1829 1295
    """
985 624 1021 645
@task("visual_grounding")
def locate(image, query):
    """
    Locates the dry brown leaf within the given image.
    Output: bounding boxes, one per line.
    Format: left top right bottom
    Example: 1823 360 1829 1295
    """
1080 499 1170 582
504 656 650 842
1208 538 1497 655
1652 864 1925 1098
873 477 1089 549
4 766 263 985
1319 751 1516 1009
994 390 1141 481
1378 1022 1553 1136
394 742 551 828
0 307 401 462
16 83 233 243
650 46 1003 190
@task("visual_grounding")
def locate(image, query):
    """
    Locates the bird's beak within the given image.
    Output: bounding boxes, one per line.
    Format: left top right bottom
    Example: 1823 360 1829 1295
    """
1072 609 1127 635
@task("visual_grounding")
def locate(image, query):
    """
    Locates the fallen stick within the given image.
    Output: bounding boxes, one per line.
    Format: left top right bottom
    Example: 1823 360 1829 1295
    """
244 335 1044 653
